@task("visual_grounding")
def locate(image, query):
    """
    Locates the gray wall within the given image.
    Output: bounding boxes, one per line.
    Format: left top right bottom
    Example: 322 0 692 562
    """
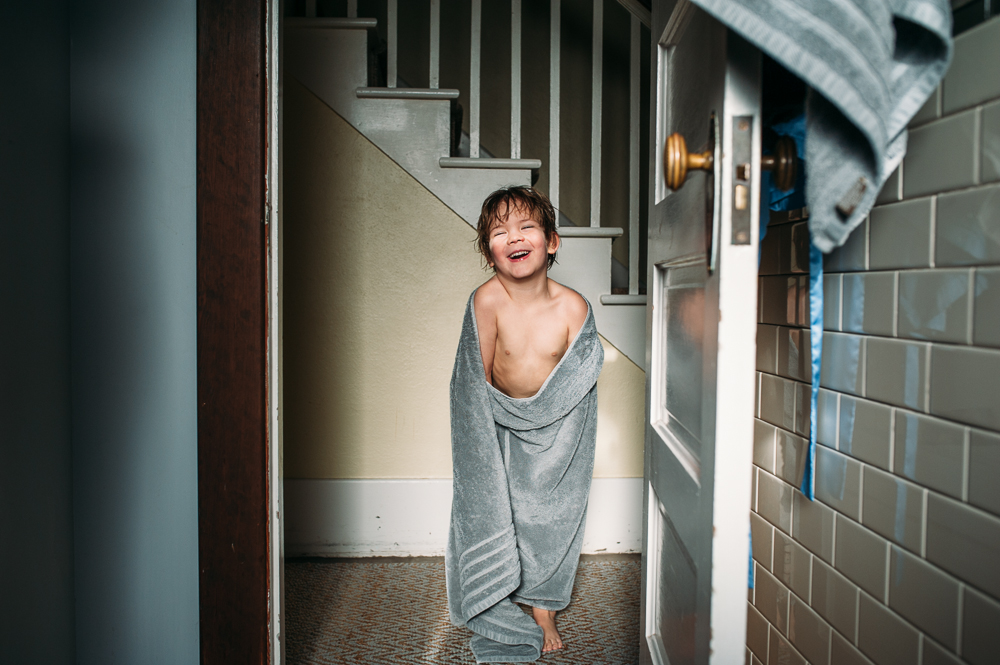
70 0 199 662
0 2 76 663
748 16 1000 665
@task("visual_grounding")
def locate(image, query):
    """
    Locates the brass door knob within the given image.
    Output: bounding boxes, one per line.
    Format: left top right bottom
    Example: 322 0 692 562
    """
762 135 797 192
664 132 713 191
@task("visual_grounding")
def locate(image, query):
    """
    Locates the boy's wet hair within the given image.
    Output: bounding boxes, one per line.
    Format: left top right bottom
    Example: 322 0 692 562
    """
476 186 558 270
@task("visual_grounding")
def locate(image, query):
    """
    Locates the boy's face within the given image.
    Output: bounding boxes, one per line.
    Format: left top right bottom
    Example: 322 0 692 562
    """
487 205 559 281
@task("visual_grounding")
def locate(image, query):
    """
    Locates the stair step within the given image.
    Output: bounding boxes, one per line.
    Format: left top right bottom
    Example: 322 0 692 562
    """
600 294 647 306
556 227 623 238
439 157 542 170
357 87 460 100
286 17 377 29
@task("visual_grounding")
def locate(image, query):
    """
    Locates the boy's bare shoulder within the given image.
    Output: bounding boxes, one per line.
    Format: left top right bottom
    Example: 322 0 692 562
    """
548 280 588 327
474 277 505 319
474 277 505 306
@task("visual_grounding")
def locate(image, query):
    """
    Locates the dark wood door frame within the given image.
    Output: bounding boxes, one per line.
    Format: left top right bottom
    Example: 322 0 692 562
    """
197 0 272 662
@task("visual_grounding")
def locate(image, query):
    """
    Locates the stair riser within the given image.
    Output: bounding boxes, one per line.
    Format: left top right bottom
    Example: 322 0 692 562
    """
549 237 645 365
287 24 644 364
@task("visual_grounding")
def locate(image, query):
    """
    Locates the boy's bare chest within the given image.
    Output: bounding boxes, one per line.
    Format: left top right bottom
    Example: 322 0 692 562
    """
494 313 569 363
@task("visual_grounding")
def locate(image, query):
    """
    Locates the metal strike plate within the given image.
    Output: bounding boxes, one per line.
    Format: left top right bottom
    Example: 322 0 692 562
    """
731 116 752 245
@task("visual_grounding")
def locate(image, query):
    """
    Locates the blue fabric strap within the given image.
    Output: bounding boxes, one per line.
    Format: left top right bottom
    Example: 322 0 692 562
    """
803 239 824 500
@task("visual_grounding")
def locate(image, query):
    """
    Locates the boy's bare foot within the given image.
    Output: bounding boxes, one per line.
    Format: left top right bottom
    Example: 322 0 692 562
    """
531 607 563 652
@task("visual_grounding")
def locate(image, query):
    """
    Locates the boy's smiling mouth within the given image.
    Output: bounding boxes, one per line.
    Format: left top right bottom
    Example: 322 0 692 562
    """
507 250 531 261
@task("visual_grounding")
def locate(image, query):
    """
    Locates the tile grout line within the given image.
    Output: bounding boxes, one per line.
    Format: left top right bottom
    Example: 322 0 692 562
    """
956 584 965 657
883 543 891 604
888 408 896 474
961 428 970 502
929 195 937 269
967 268 975 345
973 106 982 186
920 489 928 558
898 159 905 201
892 270 900 338
923 343 932 415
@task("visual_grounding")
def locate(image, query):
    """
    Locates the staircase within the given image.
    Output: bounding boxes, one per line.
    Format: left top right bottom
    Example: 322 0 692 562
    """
285 6 648 365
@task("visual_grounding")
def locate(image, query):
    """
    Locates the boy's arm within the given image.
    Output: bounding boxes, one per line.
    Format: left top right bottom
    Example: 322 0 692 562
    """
474 289 498 385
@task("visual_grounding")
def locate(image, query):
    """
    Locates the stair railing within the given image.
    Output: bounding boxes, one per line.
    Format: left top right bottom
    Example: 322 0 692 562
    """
294 0 650 297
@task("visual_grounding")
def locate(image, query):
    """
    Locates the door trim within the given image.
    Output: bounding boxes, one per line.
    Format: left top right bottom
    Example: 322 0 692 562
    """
196 0 275 661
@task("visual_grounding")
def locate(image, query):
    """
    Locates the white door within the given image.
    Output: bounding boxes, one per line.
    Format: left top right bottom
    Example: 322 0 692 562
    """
641 2 760 664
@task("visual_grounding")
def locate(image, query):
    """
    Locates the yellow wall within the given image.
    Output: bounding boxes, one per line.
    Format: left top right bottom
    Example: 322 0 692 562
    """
283 78 643 479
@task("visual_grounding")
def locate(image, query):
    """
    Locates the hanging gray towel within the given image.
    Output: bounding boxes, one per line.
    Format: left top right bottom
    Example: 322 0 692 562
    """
446 291 603 663
689 0 952 252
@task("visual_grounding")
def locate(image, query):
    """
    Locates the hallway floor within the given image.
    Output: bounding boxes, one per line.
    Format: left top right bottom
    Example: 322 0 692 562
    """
286 554 641 664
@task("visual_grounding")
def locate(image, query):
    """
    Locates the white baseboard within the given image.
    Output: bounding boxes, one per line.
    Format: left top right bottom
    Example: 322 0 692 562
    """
284 477 642 557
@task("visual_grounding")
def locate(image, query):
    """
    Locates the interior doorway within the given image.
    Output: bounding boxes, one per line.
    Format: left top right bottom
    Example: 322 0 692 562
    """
277 0 653 662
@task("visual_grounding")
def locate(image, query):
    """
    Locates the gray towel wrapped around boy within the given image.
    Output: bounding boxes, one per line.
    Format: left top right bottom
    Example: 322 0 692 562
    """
446 291 603 663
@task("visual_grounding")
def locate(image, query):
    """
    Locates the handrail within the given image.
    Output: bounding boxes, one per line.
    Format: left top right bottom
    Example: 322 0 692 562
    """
616 0 651 28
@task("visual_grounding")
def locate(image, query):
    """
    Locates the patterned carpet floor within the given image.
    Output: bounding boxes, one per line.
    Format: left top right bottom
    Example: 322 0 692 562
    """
286 555 641 664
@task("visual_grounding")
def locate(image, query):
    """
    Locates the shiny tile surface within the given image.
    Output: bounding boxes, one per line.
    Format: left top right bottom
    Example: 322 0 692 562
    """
777 327 810 383
774 429 808 489
793 492 836 564
887 546 960 650
757 324 779 373
904 110 978 198
962 587 1000 665
865 338 929 411
982 100 1000 184
936 184 1000 266
860 467 925 553
973 267 1000 348
898 269 971 343
767 625 805 665
857 594 920 665
842 272 896 337
820 333 865 396
757 470 794 535
943 17 1000 112
811 558 859 642
787 595 830 665
969 428 1000 515
759 373 796 434
838 397 892 470
830 630 870 665
870 197 933 270
754 418 777 474
824 274 842 331
930 345 1000 431
835 517 889 600
754 565 790 634
746 603 769 663
817 390 839 448
751 511 774 570
815 447 862 521
926 494 1000 598
894 411 966 499
824 217 868 273
773 531 811 601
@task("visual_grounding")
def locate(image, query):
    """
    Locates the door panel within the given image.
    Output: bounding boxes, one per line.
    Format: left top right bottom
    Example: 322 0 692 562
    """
641 1 760 663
